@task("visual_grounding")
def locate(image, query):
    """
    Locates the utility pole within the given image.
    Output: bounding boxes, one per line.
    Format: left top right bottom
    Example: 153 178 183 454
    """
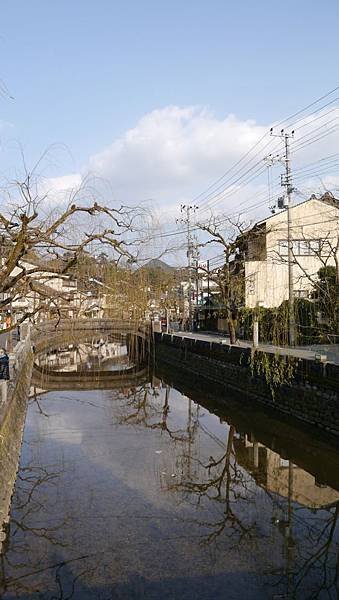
207 259 210 305
270 128 296 346
263 153 279 213
193 235 200 327
177 205 197 331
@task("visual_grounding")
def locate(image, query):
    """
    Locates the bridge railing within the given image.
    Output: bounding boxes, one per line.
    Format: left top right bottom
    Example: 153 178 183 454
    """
31 318 144 335
29 318 151 356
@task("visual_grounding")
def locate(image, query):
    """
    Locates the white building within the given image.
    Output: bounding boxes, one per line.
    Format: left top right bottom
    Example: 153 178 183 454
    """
8 259 100 322
241 194 338 308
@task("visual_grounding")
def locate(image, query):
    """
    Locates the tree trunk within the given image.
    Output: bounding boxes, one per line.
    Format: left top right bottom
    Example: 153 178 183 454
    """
228 318 237 344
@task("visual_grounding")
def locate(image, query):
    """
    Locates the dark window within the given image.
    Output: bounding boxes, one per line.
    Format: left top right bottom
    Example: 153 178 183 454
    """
278 239 329 257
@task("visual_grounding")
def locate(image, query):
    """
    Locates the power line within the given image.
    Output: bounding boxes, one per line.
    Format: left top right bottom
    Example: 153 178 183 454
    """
274 84 339 128
293 104 339 132
189 85 339 212
197 137 278 210
293 125 339 154
197 107 339 214
292 153 339 173
291 116 339 147
191 131 270 204
145 85 339 244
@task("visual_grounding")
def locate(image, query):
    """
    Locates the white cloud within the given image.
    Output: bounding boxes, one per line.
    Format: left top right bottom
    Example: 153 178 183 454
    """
30 104 339 261
44 173 82 193
39 173 82 205
87 106 267 209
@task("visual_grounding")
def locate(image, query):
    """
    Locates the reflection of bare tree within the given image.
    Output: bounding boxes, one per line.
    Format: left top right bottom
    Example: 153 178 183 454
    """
3 457 109 596
0 454 109 598
1 461 70 596
114 383 339 596
167 426 256 546
295 504 338 599
9 463 67 547
29 388 50 417
117 383 189 442
116 386 256 547
269 498 338 599
2 551 97 599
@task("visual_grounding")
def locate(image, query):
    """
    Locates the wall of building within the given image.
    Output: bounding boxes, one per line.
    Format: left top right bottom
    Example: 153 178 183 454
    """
154 333 338 438
245 199 338 308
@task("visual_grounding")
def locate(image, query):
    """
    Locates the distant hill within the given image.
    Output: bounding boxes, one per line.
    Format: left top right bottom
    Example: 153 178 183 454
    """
138 258 175 272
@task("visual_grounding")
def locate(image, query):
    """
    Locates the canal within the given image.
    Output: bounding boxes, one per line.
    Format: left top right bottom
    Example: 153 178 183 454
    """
0 336 338 599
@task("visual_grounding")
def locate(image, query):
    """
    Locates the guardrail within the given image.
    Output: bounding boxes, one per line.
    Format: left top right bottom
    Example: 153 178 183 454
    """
31 318 148 336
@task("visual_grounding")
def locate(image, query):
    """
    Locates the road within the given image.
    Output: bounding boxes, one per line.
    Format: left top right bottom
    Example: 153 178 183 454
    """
171 331 339 365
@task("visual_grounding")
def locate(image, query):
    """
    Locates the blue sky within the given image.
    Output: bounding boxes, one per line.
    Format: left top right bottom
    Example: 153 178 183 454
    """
1 1 338 163
1 0 339 237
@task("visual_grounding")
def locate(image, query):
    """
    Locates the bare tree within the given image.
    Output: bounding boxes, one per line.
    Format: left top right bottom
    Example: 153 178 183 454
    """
197 214 249 343
0 171 148 332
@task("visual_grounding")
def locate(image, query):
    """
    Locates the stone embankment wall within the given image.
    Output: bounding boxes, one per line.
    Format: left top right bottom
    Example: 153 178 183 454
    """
154 333 339 438
0 336 33 554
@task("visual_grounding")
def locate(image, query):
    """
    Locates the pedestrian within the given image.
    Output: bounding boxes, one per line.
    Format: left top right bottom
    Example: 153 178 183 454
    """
0 348 9 380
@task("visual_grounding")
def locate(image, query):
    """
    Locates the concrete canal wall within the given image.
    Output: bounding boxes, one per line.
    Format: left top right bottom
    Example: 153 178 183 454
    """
0 336 33 553
154 333 339 438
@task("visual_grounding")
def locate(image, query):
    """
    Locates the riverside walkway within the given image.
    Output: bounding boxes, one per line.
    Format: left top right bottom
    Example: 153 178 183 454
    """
171 330 339 365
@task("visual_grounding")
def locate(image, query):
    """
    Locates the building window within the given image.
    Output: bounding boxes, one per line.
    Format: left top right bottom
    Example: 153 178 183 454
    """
294 290 309 299
278 240 288 256
247 275 256 294
278 239 329 257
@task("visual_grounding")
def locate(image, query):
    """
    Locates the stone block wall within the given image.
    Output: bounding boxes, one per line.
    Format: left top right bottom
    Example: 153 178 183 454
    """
154 333 339 438
0 336 33 554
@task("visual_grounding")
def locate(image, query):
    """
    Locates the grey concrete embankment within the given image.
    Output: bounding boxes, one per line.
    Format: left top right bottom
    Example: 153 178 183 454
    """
154 333 339 438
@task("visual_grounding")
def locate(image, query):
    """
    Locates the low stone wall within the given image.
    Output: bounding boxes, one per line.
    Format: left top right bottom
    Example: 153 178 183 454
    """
154 333 339 438
0 336 33 554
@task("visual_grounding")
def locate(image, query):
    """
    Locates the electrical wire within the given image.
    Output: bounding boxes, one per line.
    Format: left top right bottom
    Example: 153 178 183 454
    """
293 125 339 154
197 111 339 214
142 87 339 245
292 116 339 147
193 86 339 211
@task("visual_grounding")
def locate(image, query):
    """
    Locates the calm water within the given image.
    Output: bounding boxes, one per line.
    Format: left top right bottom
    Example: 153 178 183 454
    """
0 342 338 599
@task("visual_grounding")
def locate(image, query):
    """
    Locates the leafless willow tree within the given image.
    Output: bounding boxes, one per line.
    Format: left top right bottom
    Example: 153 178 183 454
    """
197 214 250 343
0 171 149 332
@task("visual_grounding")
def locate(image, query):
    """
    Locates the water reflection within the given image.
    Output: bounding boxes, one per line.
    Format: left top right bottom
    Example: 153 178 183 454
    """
31 335 149 392
36 335 129 372
0 341 338 599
